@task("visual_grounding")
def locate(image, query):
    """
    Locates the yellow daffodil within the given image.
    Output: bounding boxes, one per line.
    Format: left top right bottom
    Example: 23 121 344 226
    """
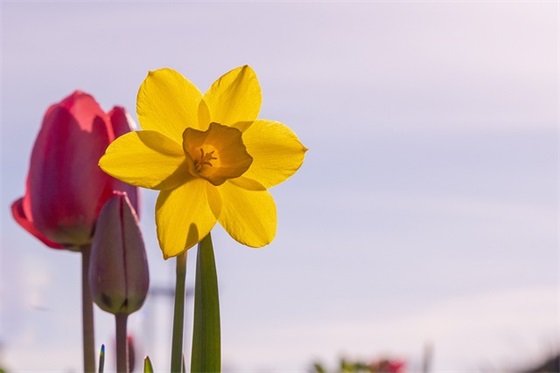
100 66 306 259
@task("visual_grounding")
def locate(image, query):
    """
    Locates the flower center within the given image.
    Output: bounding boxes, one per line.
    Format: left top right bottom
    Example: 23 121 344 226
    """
182 122 253 186
194 148 217 173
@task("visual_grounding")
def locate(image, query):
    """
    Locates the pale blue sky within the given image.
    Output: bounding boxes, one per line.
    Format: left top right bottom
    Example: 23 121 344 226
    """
1 2 558 372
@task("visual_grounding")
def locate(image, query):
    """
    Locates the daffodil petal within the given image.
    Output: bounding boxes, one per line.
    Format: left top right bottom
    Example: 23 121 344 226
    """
100 131 189 190
217 181 276 248
242 119 307 188
206 183 222 219
203 65 261 125
156 179 218 259
228 176 266 191
137 68 203 142
197 99 211 131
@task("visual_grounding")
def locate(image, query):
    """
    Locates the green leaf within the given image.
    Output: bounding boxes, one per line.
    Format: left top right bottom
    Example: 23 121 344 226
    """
144 356 154 373
191 233 221 372
98 344 105 373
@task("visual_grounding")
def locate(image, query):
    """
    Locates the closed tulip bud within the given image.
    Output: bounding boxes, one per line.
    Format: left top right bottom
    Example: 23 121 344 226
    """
89 192 149 315
11 91 139 250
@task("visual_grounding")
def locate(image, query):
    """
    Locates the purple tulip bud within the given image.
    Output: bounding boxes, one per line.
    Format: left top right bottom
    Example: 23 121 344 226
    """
89 192 149 315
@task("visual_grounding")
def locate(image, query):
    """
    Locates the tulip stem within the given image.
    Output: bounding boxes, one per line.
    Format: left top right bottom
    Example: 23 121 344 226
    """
115 314 129 373
171 250 188 373
81 244 96 373
191 233 221 372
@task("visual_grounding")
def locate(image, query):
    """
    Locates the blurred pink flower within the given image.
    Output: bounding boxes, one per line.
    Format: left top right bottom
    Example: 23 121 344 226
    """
370 358 406 373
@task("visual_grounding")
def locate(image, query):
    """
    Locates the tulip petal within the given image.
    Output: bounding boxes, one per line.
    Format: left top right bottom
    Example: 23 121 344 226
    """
109 106 137 138
216 181 276 247
241 119 307 188
29 107 112 245
203 66 261 125
11 198 67 249
100 131 190 190
121 194 149 312
108 106 140 213
59 91 112 136
156 179 218 258
137 68 204 142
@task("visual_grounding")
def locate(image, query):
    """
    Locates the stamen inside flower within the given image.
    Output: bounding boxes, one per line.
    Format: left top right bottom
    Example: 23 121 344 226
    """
194 148 217 173
183 122 253 186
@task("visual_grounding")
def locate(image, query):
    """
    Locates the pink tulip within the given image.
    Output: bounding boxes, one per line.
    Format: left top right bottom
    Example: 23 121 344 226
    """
11 91 139 249
89 192 149 315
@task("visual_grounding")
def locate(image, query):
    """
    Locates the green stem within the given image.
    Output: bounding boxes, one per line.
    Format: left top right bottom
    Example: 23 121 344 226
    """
115 314 129 373
171 251 188 373
191 233 221 373
82 244 96 373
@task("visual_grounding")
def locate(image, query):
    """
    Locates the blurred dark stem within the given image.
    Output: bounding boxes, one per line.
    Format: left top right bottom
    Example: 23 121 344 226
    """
422 342 433 373
82 244 96 373
98 345 105 373
115 314 128 373
171 251 187 373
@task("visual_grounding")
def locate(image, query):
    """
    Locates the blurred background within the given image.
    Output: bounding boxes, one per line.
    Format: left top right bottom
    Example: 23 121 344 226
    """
1 1 558 372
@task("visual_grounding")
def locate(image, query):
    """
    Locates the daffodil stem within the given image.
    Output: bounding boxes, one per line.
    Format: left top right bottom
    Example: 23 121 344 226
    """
81 244 96 373
191 233 221 372
115 314 129 373
171 251 188 373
